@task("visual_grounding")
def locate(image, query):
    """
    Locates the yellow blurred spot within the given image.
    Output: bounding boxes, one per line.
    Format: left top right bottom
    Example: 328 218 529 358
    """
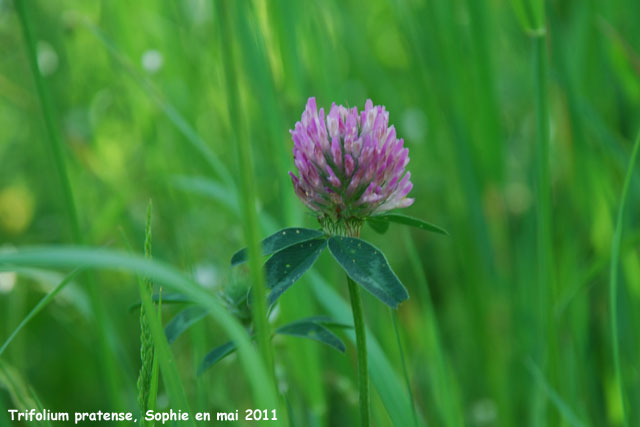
0 185 35 235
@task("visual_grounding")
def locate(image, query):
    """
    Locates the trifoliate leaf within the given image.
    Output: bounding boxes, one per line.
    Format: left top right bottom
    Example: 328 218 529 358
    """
265 238 327 304
231 227 324 266
328 236 408 308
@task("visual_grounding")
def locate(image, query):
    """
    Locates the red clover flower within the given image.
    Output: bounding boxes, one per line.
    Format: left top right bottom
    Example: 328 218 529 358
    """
289 97 414 234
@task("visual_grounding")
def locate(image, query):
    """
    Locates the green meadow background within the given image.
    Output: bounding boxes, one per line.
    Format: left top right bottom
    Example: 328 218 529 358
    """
1 0 640 426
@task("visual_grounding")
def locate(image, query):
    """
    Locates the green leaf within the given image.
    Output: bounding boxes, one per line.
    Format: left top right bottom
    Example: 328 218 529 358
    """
198 316 347 374
366 216 390 234
231 227 325 266
276 319 346 353
165 306 209 345
265 238 327 304
369 213 448 236
327 237 409 308
198 341 237 375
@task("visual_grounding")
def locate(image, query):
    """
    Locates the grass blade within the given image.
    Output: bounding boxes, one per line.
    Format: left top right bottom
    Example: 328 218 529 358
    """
0 269 79 357
525 359 586 427
216 0 276 391
609 130 640 427
0 246 279 410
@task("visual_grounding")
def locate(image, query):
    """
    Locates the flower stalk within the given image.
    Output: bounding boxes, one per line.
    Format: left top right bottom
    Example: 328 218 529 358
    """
347 275 370 427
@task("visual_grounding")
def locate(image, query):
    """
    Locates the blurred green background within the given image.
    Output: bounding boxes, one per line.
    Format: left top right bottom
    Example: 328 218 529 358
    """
1 0 640 426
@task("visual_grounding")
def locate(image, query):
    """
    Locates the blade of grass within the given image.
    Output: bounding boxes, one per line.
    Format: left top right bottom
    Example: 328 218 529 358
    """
216 0 277 395
525 359 587 427
531 14 556 424
401 228 462 426
0 269 80 357
0 247 279 411
609 130 640 427
15 1 126 409
14 0 79 241
390 309 417 427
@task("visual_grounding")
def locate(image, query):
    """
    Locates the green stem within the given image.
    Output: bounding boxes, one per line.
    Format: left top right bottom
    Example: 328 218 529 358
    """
216 0 276 388
533 28 555 426
15 0 124 410
14 0 79 241
147 288 162 426
347 275 370 427
610 131 640 427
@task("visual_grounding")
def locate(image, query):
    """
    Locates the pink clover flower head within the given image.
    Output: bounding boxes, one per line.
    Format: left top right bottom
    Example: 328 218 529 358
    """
289 97 414 232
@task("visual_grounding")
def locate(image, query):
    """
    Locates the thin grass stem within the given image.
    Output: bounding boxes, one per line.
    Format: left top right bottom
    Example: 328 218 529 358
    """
15 0 125 409
0 269 79 357
215 0 276 395
609 130 640 427
390 309 418 427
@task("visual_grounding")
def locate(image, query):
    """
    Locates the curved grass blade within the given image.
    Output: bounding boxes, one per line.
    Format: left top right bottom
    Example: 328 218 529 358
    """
276 319 346 353
0 247 279 410
0 269 80 357
327 237 408 308
369 213 448 236
165 306 209 345
232 228 325 266
609 130 640 427
266 238 327 304
198 341 237 375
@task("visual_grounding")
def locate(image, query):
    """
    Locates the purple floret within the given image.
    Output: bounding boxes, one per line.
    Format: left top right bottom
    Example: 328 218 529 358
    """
289 97 414 226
